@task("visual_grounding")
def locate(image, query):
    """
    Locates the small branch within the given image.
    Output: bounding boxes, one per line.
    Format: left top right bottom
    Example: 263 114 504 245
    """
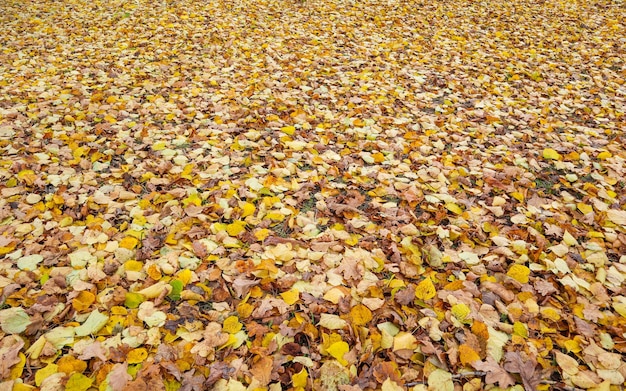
405 374 585 391
405 372 486 387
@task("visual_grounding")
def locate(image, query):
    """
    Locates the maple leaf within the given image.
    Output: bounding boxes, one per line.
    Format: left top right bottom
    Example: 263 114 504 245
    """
503 352 542 391
471 357 516 388
0 335 24 378
108 363 133 391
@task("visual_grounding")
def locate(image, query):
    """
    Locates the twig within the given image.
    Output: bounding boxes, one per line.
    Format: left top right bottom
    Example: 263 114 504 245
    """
405 375 585 391
405 371 486 386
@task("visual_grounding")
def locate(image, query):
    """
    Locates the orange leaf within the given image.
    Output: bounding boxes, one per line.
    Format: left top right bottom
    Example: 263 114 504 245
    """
459 344 480 366
350 304 372 326
72 291 95 312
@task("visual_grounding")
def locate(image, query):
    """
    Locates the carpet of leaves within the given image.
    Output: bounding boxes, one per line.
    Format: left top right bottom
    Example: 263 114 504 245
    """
0 0 625 390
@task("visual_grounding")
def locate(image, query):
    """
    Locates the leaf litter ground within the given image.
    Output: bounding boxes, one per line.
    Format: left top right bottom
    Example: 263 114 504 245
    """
0 0 625 390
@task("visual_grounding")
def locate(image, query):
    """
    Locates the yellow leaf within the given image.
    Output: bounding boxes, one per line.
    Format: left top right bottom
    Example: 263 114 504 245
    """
124 260 143 272
577 202 593 215
72 146 86 159
372 152 385 163
350 304 372 326
181 164 194 180
451 303 471 324
152 142 166 151
280 126 296 135
554 351 580 376
237 302 254 318
12 383 35 391
147 264 162 280
65 373 93 391
445 202 463 215
9 352 26 380
119 236 139 249
542 148 561 160
182 193 202 207
127 348 148 364
292 368 308 388
17 169 37 185
280 288 300 305
265 211 285 221
415 277 436 300
563 231 578 246
606 209 626 226
240 202 256 217
327 341 349 366
507 264 530 284
72 291 96 312
562 338 582 353
223 316 243 334
393 331 418 351
226 220 247 236
428 369 454 391
513 321 528 338
318 314 348 330
323 287 347 304
35 364 58 387
177 269 192 285
510 191 524 202
106 95 118 104
541 307 561 321
381 378 404 391
0 242 16 256
353 118 365 127
458 344 480 366
597 151 612 160
58 355 87 374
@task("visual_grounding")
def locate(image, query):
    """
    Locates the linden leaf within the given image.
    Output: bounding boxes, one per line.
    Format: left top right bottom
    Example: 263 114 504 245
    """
327 341 350 366
65 373 93 391
168 279 183 301
280 288 300 305
554 351 579 375
35 364 59 387
0 308 31 334
124 292 145 309
292 368 308 388
72 291 96 312
381 378 404 391
241 201 256 217
393 332 418 351
222 316 243 334
415 277 436 300
127 348 148 364
428 369 454 391
459 344 481 366
318 314 348 330
226 220 247 236
349 304 372 326
542 148 561 160
451 304 472 324
507 264 530 284
280 126 296 135
57 355 87 375
74 310 109 336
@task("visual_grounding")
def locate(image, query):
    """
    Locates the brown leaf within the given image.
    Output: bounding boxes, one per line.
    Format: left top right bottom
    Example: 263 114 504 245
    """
108 363 133 391
503 352 542 391
191 240 208 258
249 356 274 386
0 335 24 378
471 357 516 388
394 284 416 306
372 361 403 384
